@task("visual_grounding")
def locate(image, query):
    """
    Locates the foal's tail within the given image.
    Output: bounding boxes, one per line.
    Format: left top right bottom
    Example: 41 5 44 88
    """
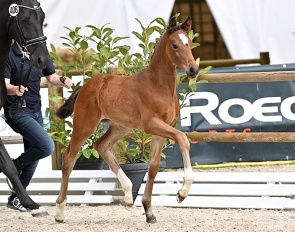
55 86 82 119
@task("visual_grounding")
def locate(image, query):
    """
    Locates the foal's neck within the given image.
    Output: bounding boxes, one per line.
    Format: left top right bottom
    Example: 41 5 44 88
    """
146 35 177 94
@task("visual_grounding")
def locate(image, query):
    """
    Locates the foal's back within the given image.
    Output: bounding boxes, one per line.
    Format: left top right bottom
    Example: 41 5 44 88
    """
78 71 179 129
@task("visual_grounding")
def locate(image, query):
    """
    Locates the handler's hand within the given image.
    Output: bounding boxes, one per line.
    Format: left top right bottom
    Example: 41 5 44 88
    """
15 85 28 96
60 76 73 89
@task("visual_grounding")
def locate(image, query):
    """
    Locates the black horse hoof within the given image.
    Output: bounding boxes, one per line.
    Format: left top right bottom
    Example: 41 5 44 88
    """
31 207 50 217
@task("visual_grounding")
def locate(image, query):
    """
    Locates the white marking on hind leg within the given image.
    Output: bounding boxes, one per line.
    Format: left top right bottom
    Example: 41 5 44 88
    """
117 169 133 209
55 200 67 222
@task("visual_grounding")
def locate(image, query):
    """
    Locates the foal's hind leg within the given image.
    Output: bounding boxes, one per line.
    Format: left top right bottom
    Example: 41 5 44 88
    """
142 135 166 224
93 123 133 209
55 117 99 222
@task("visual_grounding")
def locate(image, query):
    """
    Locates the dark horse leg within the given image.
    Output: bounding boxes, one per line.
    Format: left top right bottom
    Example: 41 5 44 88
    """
0 139 48 216
0 0 50 217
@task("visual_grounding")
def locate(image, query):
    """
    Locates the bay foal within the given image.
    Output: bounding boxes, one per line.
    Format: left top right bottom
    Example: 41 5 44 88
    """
55 16 198 224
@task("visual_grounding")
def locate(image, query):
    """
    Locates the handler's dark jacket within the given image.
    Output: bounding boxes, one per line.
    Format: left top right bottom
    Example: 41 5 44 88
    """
3 42 55 114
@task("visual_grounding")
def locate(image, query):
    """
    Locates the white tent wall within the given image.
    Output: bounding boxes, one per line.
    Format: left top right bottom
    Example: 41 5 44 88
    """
206 0 295 64
39 0 176 54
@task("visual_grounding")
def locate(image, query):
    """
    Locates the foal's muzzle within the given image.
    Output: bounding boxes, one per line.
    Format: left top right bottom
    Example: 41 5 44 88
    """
186 66 199 79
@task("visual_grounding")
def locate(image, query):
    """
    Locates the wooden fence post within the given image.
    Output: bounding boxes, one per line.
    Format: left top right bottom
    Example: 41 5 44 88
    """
48 70 64 170
260 52 270 65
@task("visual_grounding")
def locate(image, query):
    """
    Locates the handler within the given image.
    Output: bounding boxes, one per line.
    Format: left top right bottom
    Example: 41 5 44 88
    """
3 41 72 211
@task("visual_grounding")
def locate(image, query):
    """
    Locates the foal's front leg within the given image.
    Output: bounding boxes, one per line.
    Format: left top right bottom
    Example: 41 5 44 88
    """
145 118 195 203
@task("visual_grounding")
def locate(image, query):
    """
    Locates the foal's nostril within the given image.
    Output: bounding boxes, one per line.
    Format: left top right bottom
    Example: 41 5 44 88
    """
188 67 199 78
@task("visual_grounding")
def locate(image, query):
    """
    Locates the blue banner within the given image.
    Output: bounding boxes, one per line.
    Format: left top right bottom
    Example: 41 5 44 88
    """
164 81 295 168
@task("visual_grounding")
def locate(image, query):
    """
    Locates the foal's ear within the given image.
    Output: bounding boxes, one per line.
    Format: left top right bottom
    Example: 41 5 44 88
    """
180 16 192 32
167 16 177 31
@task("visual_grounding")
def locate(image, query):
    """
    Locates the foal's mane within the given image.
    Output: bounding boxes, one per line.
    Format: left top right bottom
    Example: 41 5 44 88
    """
167 24 183 35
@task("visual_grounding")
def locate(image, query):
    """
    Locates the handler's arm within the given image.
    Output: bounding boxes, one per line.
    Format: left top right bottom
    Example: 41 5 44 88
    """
5 78 27 96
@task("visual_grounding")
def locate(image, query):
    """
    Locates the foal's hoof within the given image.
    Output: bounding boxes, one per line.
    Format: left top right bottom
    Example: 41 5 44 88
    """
124 193 133 211
55 214 65 223
55 217 64 223
176 191 185 203
147 216 157 224
125 203 133 211
31 207 50 217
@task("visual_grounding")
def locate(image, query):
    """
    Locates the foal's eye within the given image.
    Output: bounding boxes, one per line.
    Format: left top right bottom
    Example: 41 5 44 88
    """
172 43 178 49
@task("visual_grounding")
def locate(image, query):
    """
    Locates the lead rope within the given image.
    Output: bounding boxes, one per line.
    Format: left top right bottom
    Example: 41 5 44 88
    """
8 53 33 118
18 55 25 109
18 53 33 110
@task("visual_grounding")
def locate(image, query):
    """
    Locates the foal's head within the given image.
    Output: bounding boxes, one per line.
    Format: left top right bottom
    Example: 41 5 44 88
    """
164 16 199 78
6 0 50 69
